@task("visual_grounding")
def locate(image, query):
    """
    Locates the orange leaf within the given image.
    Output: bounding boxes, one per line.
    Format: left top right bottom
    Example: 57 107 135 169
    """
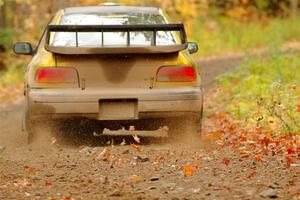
182 166 194 176
131 175 142 181
253 155 262 162
216 140 226 147
63 195 72 200
239 136 247 142
191 164 199 170
24 167 37 174
240 151 250 158
296 104 300 113
204 131 222 142
260 133 273 147
130 144 141 152
222 157 230 166
246 171 256 179
45 180 52 187
286 155 296 166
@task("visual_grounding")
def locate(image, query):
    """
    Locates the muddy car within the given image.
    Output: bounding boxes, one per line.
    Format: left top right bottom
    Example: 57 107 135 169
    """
13 5 203 143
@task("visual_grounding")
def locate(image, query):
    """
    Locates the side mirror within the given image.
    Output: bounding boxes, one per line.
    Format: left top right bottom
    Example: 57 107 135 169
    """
13 42 35 55
187 42 198 54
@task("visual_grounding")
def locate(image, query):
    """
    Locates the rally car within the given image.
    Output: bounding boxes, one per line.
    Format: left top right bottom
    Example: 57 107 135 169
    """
13 5 203 143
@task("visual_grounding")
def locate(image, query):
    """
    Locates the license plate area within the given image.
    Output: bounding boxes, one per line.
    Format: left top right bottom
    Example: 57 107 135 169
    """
99 99 138 120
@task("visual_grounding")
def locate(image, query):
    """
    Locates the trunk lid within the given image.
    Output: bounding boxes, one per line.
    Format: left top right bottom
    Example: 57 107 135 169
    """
56 53 179 89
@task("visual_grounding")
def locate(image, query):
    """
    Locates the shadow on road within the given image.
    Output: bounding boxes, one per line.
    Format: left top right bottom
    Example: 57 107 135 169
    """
49 118 168 147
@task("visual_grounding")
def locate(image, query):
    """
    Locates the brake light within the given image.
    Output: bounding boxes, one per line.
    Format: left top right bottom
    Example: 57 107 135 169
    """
35 67 78 84
156 66 196 82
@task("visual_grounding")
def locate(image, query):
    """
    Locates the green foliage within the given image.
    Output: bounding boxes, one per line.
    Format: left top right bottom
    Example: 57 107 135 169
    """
0 29 13 50
255 0 270 10
192 16 300 56
216 53 300 134
0 58 24 89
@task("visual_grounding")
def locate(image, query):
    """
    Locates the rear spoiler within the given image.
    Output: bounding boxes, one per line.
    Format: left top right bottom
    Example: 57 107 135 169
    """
45 24 188 55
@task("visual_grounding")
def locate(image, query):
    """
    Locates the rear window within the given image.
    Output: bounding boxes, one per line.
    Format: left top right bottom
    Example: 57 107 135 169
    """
50 14 177 47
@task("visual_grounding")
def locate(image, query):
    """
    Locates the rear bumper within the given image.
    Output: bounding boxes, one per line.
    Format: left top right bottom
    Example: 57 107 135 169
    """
28 87 203 120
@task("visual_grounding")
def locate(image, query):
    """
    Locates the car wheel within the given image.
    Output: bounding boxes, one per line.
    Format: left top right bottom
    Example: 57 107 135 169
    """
22 109 36 144
22 100 53 144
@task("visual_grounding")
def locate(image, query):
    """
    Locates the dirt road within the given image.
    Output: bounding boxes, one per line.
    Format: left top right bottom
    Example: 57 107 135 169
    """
0 58 299 200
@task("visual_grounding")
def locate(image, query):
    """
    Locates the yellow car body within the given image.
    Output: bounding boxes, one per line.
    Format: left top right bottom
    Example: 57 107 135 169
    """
14 6 203 142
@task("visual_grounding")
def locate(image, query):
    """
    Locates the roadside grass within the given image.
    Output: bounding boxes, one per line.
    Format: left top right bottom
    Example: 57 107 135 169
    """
213 52 300 135
0 57 24 90
192 16 300 56
0 57 24 104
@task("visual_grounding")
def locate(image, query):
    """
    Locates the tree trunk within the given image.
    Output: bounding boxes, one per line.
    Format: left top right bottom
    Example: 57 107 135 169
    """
0 1 6 29
290 0 299 17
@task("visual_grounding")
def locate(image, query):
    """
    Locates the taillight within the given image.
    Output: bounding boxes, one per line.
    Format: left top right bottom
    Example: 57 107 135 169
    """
35 67 78 85
156 66 196 82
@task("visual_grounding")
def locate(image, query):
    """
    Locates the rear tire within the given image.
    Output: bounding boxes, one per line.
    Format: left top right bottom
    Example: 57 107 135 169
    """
22 101 53 144
22 103 35 144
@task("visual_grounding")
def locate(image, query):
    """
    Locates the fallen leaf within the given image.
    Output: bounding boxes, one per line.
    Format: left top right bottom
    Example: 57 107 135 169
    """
287 148 295 155
191 164 199 169
296 104 300 113
253 155 262 162
15 178 30 187
217 140 226 147
260 133 273 147
131 175 142 181
135 155 149 162
286 155 296 166
130 144 141 152
222 157 230 166
102 176 109 184
97 148 110 161
45 180 52 187
260 188 277 198
290 163 300 167
240 151 251 158
0 146 6 154
120 138 126 146
122 149 130 154
246 171 257 179
162 125 169 132
50 137 57 145
111 138 115 147
24 192 31 197
133 135 141 144
63 195 72 200
239 136 247 142
204 131 222 142
53 151 64 167
182 166 194 176
150 176 159 181
129 125 135 131
24 167 37 174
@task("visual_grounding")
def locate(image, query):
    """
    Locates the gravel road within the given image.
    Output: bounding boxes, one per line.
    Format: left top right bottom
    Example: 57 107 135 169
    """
0 58 299 200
